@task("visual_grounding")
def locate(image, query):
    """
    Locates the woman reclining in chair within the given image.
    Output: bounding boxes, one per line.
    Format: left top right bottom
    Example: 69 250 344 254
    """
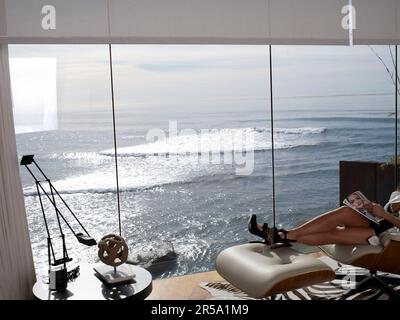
249 190 400 246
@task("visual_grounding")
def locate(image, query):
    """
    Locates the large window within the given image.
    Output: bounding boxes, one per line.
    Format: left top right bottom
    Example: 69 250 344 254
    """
10 44 399 279
10 45 118 278
273 46 396 232
111 45 272 277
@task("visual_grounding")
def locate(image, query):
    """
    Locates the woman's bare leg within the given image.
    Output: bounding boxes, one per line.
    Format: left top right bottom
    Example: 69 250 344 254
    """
295 227 375 245
285 206 370 241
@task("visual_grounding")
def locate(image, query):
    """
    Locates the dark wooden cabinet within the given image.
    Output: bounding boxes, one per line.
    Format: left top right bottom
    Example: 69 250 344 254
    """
339 161 398 206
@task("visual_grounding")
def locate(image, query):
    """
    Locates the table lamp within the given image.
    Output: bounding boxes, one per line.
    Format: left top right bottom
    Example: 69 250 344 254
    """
21 154 97 291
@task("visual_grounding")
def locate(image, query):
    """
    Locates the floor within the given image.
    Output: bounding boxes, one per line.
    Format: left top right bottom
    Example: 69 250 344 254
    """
148 270 224 300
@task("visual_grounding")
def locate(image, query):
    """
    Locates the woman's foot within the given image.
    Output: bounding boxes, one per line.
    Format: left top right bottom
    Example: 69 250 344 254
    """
256 224 296 248
248 215 296 247
279 229 296 242
274 228 297 247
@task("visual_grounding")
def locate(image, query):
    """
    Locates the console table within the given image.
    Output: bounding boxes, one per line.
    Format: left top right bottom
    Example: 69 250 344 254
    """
33 264 152 300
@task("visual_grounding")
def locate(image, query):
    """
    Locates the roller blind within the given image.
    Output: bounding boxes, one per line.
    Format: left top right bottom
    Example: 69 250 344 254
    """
269 0 348 45
0 0 398 45
352 0 398 44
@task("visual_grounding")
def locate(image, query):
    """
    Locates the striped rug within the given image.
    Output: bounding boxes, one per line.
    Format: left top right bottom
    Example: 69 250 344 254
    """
200 258 400 300
200 279 400 300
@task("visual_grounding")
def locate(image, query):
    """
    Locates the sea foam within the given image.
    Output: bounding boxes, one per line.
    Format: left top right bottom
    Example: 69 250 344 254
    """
100 126 326 157
23 126 326 196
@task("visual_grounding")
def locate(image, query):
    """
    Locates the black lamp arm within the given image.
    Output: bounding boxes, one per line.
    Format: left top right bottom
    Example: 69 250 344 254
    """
25 165 78 237
21 155 96 246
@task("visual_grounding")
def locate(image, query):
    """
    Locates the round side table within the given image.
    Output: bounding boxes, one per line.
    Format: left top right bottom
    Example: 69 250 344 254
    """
33 264 152 300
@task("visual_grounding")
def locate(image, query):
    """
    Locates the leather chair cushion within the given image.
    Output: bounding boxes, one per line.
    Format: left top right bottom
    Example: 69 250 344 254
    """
319 244 383 265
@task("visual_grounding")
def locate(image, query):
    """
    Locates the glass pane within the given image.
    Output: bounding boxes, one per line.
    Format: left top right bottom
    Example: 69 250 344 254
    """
111 45 272 277
10 45 118 278
272 46 396 248
397 47 400 192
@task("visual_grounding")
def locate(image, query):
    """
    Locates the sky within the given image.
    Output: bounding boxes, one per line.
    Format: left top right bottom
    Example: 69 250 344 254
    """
8 45 397 114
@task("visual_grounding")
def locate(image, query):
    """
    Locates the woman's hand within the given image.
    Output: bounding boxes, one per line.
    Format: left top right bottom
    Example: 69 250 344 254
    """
363 201 400 229
363 202 388 218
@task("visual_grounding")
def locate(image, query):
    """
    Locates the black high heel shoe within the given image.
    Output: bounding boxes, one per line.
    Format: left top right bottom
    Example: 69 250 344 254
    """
248 214 270 244
269 228 296 249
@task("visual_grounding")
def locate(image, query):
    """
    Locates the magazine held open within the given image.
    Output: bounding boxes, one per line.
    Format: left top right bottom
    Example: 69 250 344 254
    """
343 191 384 224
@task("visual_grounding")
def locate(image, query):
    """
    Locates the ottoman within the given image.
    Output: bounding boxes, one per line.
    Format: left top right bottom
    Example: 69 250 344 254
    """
215 243 335 298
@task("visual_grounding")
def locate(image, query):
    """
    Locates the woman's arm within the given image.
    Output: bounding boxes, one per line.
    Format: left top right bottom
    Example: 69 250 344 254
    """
368 203 400 228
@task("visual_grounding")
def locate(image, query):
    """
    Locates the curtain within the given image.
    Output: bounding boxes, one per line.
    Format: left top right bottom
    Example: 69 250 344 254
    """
0 45 36 299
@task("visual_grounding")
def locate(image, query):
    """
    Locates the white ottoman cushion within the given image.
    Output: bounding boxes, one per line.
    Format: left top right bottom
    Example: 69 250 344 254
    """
216 243 335 298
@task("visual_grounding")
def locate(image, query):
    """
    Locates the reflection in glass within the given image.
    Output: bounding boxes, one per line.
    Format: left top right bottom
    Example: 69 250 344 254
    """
10 57 57 134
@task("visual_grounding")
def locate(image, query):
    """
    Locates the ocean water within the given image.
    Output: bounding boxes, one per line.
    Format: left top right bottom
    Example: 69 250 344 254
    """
16 94 395 279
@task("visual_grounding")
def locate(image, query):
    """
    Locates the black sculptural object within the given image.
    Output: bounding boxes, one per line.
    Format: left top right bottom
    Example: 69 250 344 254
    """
21 155 96 291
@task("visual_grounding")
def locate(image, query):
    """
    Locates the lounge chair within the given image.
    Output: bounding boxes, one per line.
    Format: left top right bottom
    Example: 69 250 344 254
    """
319 229 400 299
216 229 400 300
